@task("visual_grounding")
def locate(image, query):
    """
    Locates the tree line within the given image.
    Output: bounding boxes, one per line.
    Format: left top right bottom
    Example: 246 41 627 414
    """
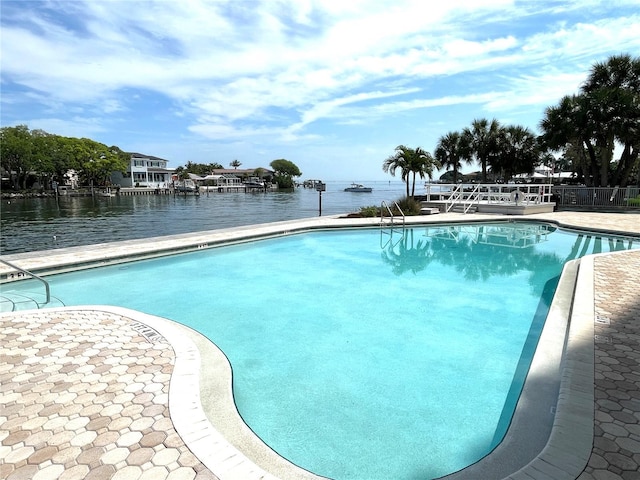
0 125 305 191
384 54 639 194
0 125 130 190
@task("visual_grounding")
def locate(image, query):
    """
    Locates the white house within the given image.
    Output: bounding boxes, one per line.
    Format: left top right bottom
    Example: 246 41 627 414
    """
200 173 243 187
113 153 174 188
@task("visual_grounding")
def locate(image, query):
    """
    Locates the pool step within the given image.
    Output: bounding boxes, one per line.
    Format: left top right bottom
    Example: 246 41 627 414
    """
420 207 440 215
0 291 66 312
420 201 477 214
450 204 478 214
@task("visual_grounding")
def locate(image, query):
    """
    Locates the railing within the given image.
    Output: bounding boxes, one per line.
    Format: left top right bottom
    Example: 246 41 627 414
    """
425 183 555 210
425 183 640 210
380 201 405 250
463 184 481 213
485 184 554 205
445 184 464 212
552 186 640 209
0 259 50 306
380 200 406 228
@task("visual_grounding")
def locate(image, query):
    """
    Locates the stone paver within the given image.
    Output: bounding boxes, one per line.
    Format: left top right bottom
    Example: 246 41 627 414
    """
0 309 218 480
578 250 640 480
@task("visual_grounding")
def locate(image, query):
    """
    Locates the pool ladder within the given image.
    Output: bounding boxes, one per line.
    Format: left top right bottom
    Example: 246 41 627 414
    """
380 200 405 229
380 201 406 249
0 259 63 312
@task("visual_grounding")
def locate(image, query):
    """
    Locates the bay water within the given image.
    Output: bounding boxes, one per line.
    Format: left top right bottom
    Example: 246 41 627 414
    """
1 181 410 254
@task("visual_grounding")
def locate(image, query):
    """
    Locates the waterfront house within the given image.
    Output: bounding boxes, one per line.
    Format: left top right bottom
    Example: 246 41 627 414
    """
112 153 174 188
200 173 243 188
206 168 274 191
209 168 274 182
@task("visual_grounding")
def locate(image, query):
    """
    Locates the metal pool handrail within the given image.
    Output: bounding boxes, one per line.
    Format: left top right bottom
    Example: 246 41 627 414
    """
1 258 51 306
380 200 405 227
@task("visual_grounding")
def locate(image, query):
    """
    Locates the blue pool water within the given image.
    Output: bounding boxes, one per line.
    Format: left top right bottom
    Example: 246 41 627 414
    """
4 222 639 479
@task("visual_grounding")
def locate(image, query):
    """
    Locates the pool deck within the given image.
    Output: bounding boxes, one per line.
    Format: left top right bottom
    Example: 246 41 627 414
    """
1 211 639 480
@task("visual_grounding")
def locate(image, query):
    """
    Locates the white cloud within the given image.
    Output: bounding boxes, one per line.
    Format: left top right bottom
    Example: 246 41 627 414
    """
291 88 422 130
443 36 519 58
1 0 639 180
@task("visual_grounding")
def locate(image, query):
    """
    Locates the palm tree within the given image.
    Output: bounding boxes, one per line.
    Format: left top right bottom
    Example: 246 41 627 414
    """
410 148 441 197
230 159 242 169
383 145 411 197
540 54 640 187
540 94 598 185
583 54 640 187
434 131 468 184
493 125 539 182
383 145 441 198
462 118 500 182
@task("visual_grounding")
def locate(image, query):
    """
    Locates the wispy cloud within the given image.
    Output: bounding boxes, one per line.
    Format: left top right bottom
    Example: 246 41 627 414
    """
1 0 638 178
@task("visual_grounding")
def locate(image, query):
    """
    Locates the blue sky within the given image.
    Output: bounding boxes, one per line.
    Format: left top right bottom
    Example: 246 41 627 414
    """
1 1 638 181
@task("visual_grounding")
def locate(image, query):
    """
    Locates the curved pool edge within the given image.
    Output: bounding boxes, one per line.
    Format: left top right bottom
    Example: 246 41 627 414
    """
110 251 602 480
163 314 327 480
90 305 323 480
167 253 595 480
507 255 596 479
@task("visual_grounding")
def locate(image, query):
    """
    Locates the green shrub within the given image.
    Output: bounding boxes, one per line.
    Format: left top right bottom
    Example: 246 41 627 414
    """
393 196 422 216
357 196 422 217
359 205 380 217
629 195 640 206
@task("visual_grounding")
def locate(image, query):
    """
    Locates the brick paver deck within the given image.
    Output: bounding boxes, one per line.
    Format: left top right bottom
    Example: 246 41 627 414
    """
0 309 218 480
578 250 640 480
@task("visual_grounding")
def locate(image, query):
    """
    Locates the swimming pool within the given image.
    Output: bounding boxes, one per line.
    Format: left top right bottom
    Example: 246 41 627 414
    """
2 221 639 479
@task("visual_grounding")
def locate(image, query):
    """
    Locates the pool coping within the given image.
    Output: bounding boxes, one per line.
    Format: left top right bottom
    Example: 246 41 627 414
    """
2 211 640 479
506 256 596 480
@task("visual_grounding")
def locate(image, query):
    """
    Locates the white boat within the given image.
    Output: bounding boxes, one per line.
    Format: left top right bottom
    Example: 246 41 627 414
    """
344 183 372 192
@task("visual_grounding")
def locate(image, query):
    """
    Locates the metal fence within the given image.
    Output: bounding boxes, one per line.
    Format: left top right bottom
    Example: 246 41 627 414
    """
552 186 640 209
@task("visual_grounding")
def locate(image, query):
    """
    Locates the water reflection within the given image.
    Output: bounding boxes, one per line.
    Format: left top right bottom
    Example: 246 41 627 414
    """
379 222 638 297
424 223 555 249
382 223 561 279
564 232 635 261
380 228 435 275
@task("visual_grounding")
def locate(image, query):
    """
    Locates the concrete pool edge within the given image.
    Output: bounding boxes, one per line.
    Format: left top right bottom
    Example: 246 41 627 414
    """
441 257 584 479
2 212 639 479
167 316 325 480
86 305 318 480
505 256 596 480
